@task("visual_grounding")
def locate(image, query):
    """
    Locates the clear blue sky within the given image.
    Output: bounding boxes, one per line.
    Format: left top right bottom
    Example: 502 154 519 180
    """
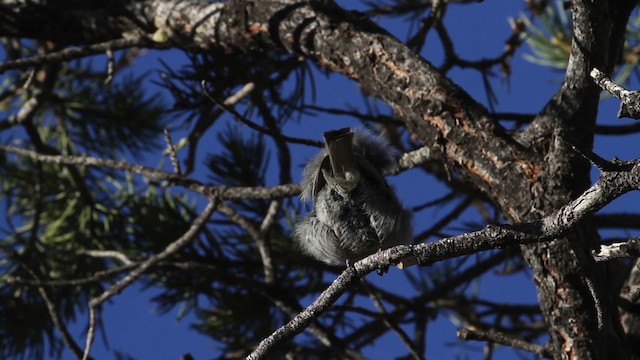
2 1 636 359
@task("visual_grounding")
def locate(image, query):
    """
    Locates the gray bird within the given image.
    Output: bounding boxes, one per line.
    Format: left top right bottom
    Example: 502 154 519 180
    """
295 128 413 265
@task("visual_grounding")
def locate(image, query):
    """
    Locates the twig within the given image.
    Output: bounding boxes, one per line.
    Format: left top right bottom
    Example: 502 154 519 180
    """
8 260 227 288
457 328 552 359
104 49 115 85
0 143 192 184
298 103 403 125
260 200 282 234
163 128 182 175
406 0 445 52
417 250 512 302
19 264 86 359
89 199 216 307
223 82 256 106
7 264 136 287
218 200 275 283
595 213 640 229
201 80 323 147
596 122 640 135
361 279 423 360
584 277 604 330
562 136 620 172
77 249 133 265
22 68 36 90
255 95 293 184
81 199 217 358
82 307 96 360
0 96 41 130
181 82 256 174
414 196 474 242
0 36 164 74
411 191 457 212
437 16 525 76
390 145 439 175
247 266 362 360
591 68 640 119
0 144 302 200
593 238 640 261
0 141 427 201
264 292 366 360
590 68 631 100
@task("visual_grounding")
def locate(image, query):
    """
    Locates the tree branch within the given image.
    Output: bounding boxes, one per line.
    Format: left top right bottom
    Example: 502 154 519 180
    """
201 80 323 147
17 263 87 359
248 159 640 359
591 67 640 119
0 144 302 200
217 200 275 283
264 291 366 360
457 328 552 359
593 238 640 261
0 36 164 74
82 199 217 358
361 279 423 360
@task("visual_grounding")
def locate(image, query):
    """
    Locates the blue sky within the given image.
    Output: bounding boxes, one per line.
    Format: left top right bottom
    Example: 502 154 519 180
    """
1 1 638 359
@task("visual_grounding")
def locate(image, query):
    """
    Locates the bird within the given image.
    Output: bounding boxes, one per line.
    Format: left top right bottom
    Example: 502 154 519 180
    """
295 128 412 265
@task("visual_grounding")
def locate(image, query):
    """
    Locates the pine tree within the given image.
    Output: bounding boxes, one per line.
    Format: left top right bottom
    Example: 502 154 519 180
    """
1 1 640 359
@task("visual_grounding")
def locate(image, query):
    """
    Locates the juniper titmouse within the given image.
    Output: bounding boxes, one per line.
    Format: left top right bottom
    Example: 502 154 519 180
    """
295 128 412 265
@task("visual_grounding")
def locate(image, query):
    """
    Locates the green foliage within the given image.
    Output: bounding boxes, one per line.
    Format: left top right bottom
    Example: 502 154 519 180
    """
125 126 332 356
53 69 168 158
157 51 312 125
0 285 58 360
5 3 623 358
193 292 288 355
0 51 181 360
0 42 343 357
0 146 199 358
522 0 572 69
617 15 640 86
524 0 640 85
0 44 168 160
206 125 269 187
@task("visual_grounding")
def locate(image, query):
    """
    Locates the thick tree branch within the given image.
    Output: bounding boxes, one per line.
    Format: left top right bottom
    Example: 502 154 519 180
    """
0 0 538 217
514 1 636 358
248 159 640 359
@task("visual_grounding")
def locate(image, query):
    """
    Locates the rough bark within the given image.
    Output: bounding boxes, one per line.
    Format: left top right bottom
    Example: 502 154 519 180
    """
516 1 635 358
